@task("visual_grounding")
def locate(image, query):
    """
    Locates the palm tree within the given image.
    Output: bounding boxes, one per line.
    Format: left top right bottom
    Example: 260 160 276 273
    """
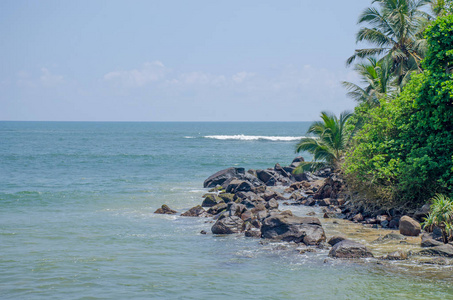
342 57 395 106
347 0 432 86
294 111 353 173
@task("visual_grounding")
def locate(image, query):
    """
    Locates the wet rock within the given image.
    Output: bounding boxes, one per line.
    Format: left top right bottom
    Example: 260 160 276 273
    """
244 228 261 238
328 236 346 246
399 216 421 236
261 214 325 245
201 194 224 207
421 233 444 247
328 240 374 259
418 244 453 257
204 167 246 188
200 230 207 235
211 215 244 234
154 204 177 215
317 198 331 206
372 233 407 243
207 202 228 215
181 205 211 217
228 203 247 217
383 250 408 260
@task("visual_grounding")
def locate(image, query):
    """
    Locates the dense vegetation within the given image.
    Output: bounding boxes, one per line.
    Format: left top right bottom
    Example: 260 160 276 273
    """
298 1 452 210
343 9 453 209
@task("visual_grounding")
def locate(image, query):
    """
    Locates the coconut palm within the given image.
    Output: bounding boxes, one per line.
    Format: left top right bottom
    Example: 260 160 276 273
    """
294 111 353 173
347 0 432 86
342 57 395 106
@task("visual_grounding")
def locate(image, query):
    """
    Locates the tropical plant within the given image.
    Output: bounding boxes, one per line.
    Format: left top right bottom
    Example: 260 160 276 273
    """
294 111 353 173
422 194 453 242
342 57 395 106
431 0 453 16
343 14 453 208
347 0 432 86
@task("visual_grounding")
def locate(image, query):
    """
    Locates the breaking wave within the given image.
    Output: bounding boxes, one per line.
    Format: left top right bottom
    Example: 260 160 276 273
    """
203 135 304 141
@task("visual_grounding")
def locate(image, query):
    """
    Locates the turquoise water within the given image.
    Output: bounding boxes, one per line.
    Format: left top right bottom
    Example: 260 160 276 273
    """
1 122 452 299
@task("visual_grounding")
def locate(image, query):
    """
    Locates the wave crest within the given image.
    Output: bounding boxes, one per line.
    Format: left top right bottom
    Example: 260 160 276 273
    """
203 135 304 141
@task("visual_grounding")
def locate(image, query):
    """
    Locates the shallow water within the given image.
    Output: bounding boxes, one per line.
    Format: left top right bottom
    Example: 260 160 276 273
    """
1 122 452 299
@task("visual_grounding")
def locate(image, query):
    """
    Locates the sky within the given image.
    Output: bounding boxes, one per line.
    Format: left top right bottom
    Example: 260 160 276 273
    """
0 0 368 121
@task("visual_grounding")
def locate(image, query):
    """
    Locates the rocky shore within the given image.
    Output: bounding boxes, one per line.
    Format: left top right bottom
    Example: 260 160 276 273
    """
155 157 453 263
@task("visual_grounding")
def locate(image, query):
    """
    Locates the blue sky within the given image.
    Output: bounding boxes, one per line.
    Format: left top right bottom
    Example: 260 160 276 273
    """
1 0 367 121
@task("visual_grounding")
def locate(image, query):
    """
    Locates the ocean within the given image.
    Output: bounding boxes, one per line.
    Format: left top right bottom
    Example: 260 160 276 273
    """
1 121 452 299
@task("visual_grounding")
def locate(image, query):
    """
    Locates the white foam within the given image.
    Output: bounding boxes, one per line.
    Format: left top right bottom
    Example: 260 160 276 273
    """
203 135 304 141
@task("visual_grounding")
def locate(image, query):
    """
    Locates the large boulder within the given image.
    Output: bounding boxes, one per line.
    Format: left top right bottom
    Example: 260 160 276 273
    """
399 215 421 236
201 194 224 207
154 204 177 215
261 214 325 245
207 202 228 215
204 167 246 188
328 240 374 259
225 179 254 193
328 235 346 246
211 215 244 234
181 205 211 217
418 244 453 257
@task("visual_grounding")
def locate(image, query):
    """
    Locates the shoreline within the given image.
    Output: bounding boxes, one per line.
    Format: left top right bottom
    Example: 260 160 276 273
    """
156 157 453 267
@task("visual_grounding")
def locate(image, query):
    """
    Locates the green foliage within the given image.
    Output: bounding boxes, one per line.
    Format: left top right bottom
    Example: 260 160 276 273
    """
347 0 432 87
294 111 352 173
344 15 453 208
422 194 453 242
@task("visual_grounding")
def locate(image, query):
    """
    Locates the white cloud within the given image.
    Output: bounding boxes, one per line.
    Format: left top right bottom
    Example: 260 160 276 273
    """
40 68 64 86
232 71 255 83
177 72 227 86
104 61 168 87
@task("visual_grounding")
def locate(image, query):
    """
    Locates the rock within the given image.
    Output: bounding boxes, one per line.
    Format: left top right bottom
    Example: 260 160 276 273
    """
317 198 331 206
423 257 447 265
418 244 453 257
388 217 400 229
225 179 254 193
328 240 374 259
266 199 279 210
293 172 308 182
383 250 408 260
413 204 430 222
353 213 364 222
328 236 346 246
245 228 261 238
200 230 207 235
204 167 246 188
256 170 275 184
274 163 291 178
218 193 235 203
201 194 224 207
181 205 211 217
372 233 407 243
211 215 244 234
291 156 305 167
261 214 325 245
154 204 177 214
421 238 444 248
228 203 247 217
399 216 421 236
207 202 228 215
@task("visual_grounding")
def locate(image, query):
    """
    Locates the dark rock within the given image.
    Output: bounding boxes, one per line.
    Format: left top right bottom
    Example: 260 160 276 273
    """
413 204 430 222
421 238 444 248
252 185 267 194
418 244 453 257
225 179 254 193
244 228 261 238
181 205 211 217
372 233 407 243
211 215 244 234
256 169 275 184
328 240 374 259
154 204 177 214
204 167 246 188
274 163 291 178
293 172 308 182
388 217 400 229
261 214 325 245
207 202 228 215
201 194 224 207
218 193 235 203
399 216 421 236
200 230 207 235
328 236 346 246
228 203 247 217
